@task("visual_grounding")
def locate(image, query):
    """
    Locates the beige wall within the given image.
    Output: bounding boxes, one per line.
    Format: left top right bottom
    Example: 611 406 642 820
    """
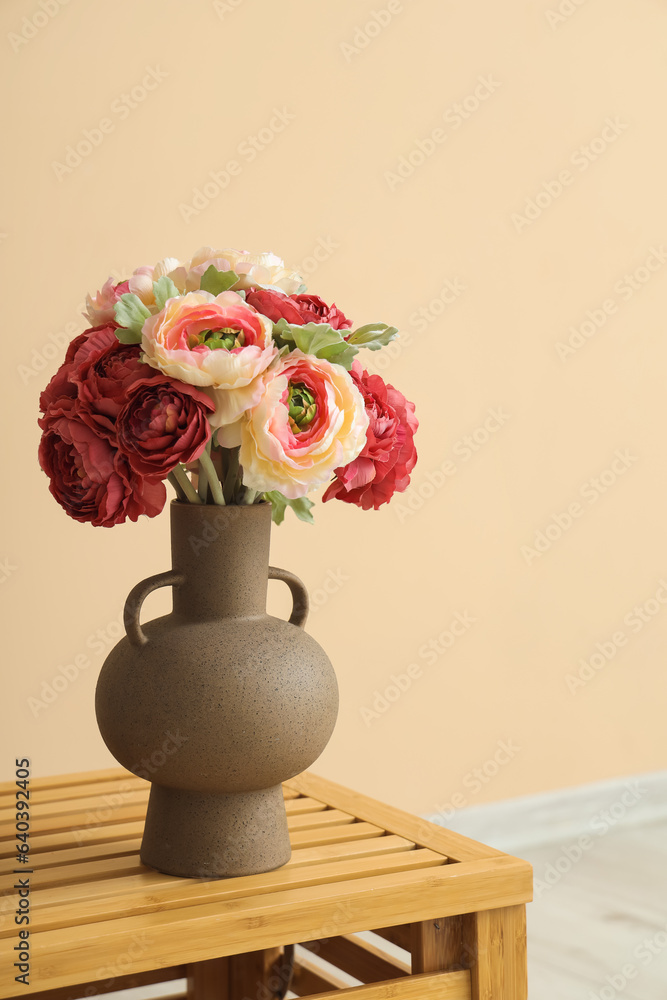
2 0 667 818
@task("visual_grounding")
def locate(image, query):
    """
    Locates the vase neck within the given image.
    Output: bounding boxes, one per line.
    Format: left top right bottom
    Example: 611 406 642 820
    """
169 502 272 619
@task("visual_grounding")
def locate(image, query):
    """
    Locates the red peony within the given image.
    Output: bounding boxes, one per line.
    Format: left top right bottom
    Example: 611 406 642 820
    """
322 362 418 510
116 377 214 478
245 288 352 330
38 399 165 527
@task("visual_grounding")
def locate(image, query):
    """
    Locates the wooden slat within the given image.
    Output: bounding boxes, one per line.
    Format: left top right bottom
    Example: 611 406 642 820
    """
283 809 355 832
0 820 145 857
1 851 445 936
284 797 328 816
288 822 384 850
285 772 502 863
16 966 186 1000
302 933 409 983
0 856 531 994
0 776 149 811
228 946 282 1000
297 970 471 999
0 838 143 874
373 925 412 952
0 768 134 796
291 954 350 995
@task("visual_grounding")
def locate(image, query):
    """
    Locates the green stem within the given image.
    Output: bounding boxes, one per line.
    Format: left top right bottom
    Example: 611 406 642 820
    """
167 471 187 502
223 447 240 504
172 465 202 505
198 446 225 506
197 440 212 503
242 488 259 505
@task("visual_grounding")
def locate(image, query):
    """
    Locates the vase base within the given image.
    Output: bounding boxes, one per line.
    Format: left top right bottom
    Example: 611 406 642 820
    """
140 783 291 878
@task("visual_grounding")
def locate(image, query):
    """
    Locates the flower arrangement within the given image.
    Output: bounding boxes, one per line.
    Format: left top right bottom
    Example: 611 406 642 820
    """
38 248 418 526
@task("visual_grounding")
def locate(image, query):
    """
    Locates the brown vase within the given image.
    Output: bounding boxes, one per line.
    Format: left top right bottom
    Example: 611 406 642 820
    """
95 500 339 878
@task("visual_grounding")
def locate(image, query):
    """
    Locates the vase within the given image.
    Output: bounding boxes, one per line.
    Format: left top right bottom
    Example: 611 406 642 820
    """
94 500 339 878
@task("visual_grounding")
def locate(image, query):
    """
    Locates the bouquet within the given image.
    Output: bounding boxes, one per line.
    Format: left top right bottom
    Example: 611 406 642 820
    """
38 248 418 526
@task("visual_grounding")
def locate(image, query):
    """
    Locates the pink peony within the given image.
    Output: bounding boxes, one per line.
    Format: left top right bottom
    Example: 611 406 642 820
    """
323 362 418 510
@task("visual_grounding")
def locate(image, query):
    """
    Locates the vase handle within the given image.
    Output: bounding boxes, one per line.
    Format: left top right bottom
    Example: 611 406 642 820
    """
124 570 185 648
268 566 309 629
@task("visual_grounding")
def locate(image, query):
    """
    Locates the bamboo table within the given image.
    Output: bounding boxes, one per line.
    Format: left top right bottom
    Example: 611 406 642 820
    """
0 768 532 999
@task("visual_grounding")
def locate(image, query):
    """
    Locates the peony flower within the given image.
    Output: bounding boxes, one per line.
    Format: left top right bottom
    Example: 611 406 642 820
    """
322 362 418 510
185 247 303 294
141 290 278 432
245 288 352 330
116 377 214 478
84 279 130 326
38 398 165 527
238 351 369 499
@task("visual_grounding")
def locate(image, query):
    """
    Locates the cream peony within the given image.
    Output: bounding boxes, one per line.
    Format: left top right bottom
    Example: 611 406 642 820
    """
239 351 369 499
141 290 278 431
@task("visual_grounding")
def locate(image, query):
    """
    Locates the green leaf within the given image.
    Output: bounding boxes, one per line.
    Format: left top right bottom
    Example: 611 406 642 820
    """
272 319 358 370
347 323 399 351
114 326 142 345
152 276 180 310
114 293 151 337
200 266 239 296
265 491 315 526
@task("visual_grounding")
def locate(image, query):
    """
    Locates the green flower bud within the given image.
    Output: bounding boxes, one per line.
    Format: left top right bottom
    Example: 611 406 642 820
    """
287 382 317 432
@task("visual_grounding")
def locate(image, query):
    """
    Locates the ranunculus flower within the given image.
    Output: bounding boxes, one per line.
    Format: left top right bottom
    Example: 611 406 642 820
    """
186 247 303 294
84 279 130 325
38 399 165 527
322 362 418 510
128 257 188 308
238 351 369 499
40 325 122 414
117 377 214 478
141 290 278 431
245 288 352 330
71 338 150 441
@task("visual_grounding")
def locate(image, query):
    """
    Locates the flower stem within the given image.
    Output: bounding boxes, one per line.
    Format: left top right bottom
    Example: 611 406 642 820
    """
198 446 225 506
167 471 187 502
242 488 259 504
197 440 212 503
223 447 240 504
172 464 202 504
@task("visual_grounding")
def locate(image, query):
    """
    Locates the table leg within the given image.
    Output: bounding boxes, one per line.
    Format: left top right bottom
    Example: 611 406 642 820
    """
228 947 285 1000
411 905 527 999
186 957 230 1000
463 904 528 1000
411 915 468 973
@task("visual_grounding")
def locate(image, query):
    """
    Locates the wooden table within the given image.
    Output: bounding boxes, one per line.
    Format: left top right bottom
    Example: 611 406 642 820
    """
0 768 532 999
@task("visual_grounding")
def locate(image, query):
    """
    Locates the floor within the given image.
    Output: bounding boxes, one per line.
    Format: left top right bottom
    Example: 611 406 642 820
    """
522 818 667 998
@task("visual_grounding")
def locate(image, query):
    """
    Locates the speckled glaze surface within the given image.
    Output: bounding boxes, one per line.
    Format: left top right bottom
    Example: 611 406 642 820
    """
95 501 339 878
